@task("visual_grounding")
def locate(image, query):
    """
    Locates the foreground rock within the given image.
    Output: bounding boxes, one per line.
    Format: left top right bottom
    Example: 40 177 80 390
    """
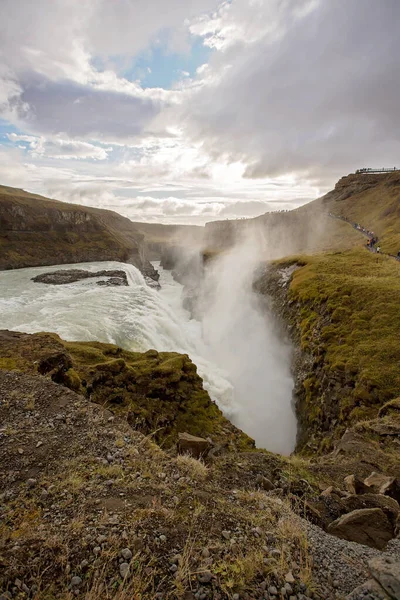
32 268 129 286
347 556 400 599
1 368 400 600
177 432 211 459
327 508 394 550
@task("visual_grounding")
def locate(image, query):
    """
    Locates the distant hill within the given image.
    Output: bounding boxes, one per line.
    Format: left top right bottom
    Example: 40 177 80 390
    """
0 185 156 274
130 221 205 260
205 172 400 257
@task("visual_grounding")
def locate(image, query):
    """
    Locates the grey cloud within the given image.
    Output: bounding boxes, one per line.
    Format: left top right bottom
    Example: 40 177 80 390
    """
15 74 162 140
185 0 400 184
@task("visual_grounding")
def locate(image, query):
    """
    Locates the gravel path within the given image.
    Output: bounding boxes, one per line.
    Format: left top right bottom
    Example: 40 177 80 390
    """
306 522 400 599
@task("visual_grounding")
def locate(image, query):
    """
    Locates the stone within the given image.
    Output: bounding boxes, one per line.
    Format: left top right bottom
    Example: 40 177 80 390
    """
364 473 400 503
346 578 391 599
119 563 129 578
256 475 275 491
285 571 295 584
285 583 293 594
120 548 132 560
198 570 212 583
177 432 211 459
327 508 394 550
222 530 231 540
268 586 278 596
201 548 210 558
159 535 167 543
344 474 371 495
342 493 399 526
71 576 82 587
97 535 107 544
368 556 400 599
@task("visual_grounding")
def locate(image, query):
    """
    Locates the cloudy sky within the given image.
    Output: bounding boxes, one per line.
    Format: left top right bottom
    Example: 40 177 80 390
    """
0 0 399 224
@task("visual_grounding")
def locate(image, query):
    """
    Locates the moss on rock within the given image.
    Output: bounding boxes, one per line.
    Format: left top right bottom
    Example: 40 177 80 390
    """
0 330 254 450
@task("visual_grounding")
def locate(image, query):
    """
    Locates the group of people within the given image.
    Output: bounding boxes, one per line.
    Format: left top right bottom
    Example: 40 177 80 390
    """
352 223 380 252
328 212 400 260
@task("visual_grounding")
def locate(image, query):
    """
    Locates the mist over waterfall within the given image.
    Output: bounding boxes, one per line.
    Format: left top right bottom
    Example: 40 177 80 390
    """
198 237 296 454
0 254 296 454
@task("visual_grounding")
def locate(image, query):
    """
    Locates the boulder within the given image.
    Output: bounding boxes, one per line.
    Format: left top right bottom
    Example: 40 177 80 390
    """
369 556 400 600
347 578 391 599
327 508 394 550
177 433 211 459
341 494 399 527
256 475 275 491
344 474 371 495
364 472 400 503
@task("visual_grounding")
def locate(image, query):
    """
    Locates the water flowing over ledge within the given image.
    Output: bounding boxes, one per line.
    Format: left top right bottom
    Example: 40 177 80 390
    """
0 259 296 453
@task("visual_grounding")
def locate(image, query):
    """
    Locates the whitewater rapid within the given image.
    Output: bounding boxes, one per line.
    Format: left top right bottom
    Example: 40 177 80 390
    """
0 259 297 453
0 261 236 419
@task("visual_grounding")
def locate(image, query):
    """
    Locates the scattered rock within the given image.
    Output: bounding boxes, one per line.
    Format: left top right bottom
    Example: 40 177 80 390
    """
285 571 295 584
256 474 275 491
368 556 400 599
119 563 129 578
342 494 399 527
177 432 211 459
365 473 400 504
327 508 394 550
70 576 82 587
120 548 132 561
198 570 212 584
344 474 371 495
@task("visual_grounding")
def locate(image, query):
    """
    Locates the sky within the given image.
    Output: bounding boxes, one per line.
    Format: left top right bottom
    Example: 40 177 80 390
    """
0 0 399 225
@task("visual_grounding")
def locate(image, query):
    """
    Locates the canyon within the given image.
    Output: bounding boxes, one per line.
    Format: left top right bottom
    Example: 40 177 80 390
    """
1 174 400 599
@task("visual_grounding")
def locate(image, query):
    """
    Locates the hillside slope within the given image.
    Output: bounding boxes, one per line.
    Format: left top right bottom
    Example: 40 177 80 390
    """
205 172 400 257
0 185 155 276
1 332 400 598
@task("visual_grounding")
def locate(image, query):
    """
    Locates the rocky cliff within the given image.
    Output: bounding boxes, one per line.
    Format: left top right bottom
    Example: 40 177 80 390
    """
0 185 157 278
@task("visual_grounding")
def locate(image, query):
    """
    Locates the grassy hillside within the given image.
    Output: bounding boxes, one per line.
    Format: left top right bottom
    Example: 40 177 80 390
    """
205 172 400 257
313 172 400 254
0 185 152 273
256 247 400 455
131 221 204 245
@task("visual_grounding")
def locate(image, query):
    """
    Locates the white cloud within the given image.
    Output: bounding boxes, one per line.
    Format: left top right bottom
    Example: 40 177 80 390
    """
184 0 400 184
1 0 399 224
7 134 111 160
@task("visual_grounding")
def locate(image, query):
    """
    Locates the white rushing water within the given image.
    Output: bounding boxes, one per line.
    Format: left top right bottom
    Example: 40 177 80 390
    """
0 261 236 418
0 259 296 453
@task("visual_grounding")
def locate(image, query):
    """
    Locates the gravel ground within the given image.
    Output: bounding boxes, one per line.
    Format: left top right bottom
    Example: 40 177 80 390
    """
306 522 400 599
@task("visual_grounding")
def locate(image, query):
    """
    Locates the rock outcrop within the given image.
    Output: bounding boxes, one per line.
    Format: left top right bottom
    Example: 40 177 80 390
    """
32 269 129 286
0 185 157 278
327 508 394 550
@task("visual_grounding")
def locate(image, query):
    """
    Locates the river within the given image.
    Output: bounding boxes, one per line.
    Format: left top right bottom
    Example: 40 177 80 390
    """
0 259 296 453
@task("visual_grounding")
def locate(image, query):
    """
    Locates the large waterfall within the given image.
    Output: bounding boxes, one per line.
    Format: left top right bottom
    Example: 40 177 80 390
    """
0 259 296 453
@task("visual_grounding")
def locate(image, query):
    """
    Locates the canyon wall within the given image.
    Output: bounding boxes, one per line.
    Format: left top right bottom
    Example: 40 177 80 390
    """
0 185 156 278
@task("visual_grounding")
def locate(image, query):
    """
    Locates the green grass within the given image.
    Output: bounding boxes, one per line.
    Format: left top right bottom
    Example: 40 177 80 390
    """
289 249 400 428
0 333 254 451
